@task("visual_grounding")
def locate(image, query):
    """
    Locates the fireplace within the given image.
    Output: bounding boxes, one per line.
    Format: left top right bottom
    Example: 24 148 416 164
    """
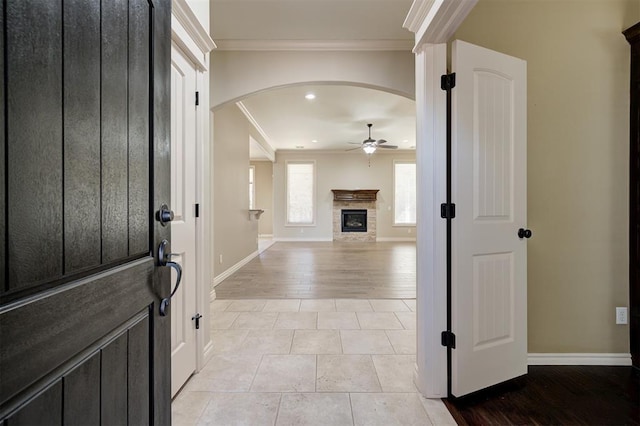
332 189 378 242
341 209 367 232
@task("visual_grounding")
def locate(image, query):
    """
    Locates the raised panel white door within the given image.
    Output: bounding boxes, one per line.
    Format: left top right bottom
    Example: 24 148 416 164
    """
451 40 527 397
170 44 198 397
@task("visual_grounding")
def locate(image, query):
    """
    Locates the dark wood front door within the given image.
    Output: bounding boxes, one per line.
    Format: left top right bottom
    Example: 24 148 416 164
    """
0 0 172 423
625 22 640 372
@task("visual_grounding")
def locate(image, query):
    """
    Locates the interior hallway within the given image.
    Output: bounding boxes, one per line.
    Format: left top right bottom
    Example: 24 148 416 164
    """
172 297 455 425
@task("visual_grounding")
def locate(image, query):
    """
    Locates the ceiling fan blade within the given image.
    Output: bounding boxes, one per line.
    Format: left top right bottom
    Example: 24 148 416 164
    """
345 147 362 151
377 139 388 144
377 145 398 149
347 142 362 145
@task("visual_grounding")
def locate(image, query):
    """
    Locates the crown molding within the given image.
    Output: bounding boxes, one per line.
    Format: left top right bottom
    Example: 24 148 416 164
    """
403 0 438 33
236 102 277 159
402 0 477 49
213 39 414 51
172 0 217 54
277 149 416 155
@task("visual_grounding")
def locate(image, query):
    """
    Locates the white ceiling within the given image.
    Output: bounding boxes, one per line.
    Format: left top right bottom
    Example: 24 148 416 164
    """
210 0 416 159
240 84 415 153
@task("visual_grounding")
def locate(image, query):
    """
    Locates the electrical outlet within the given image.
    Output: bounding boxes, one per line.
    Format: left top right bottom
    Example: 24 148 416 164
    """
407 228 411 234
616 307 628 325
219 254 223 264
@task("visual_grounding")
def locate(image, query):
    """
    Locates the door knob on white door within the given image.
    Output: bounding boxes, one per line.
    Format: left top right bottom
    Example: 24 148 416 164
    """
518 228 532 239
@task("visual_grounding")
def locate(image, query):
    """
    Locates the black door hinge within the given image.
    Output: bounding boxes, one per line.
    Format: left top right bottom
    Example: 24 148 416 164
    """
192 313 202 330
195 203 200 218
441 73 456 91
441 331 456 348
195 91 199 106
441 203 456 219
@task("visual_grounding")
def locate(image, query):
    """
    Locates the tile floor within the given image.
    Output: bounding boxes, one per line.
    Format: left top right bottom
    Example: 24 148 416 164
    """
172 298 457 426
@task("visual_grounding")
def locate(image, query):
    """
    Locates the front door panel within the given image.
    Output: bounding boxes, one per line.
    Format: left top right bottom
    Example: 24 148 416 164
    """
0 0 172 422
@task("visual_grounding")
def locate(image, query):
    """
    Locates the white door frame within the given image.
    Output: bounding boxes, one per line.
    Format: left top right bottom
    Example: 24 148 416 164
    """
403 0 478 398
171 0 217 372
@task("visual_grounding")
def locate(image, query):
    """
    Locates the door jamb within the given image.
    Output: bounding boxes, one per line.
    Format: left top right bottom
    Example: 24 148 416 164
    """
403 0 478 398
170 0 216 372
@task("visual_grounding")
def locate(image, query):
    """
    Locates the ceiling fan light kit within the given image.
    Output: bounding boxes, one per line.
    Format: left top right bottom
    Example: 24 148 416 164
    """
347 123 398 155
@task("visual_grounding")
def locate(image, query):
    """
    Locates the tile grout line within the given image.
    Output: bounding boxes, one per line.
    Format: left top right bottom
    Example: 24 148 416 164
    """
348 392 356 426
384 330 399 355
247 353 265 392
273 392 283 426
192 392 214 426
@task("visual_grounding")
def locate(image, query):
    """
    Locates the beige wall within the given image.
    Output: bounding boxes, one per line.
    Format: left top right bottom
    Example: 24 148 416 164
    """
210 50 415 108
213 105 260 278
251 161 274 236
454 0 631 353
273 151 417 241
624 0 640 28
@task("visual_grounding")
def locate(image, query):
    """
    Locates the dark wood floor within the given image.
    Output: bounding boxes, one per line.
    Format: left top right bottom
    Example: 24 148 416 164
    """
215 241 416 299
445 366 640 425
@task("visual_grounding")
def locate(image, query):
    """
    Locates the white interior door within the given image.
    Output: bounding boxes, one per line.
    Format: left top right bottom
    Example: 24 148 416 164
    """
170 45 198 397
451 40 528 397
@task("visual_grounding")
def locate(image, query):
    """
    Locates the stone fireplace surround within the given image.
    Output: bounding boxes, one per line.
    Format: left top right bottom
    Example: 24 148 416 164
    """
331 190 378 242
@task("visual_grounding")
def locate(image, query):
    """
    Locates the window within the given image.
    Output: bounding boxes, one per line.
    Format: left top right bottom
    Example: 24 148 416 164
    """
394 161 416 225
249 166 255 209
286 161 315 225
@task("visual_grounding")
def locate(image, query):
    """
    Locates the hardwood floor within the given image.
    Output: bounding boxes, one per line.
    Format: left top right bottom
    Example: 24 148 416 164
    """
445 366 640 425
214 241 416 299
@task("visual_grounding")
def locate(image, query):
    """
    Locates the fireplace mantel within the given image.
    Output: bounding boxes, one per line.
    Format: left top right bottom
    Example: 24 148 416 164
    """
331 189 379 202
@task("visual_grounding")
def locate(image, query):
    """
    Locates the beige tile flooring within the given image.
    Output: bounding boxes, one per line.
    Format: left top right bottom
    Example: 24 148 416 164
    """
172 298 457 426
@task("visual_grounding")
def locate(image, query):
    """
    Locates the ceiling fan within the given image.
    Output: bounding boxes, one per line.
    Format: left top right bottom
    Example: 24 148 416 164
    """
347 123 398 154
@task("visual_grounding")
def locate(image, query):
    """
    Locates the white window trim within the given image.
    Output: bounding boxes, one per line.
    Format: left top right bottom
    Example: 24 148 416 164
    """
249 165 256 210
285 160 316 226
393 159 417 226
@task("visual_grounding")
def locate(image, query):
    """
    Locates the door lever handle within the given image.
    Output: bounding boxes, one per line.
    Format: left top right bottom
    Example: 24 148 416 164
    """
158 239 182 316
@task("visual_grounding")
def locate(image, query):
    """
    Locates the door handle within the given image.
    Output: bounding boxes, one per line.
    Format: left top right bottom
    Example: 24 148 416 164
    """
158 239 182 316
518 228 532 239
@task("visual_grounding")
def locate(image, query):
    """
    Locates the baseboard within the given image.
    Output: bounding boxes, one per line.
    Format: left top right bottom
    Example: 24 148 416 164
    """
527 353 632 366
213 250 259 286
258 239 276 254
376 237 417 242
273 237 333 242
202 340 215 368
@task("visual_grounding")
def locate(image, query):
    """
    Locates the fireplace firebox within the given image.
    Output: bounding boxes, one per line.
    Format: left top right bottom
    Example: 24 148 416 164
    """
341 209 367 232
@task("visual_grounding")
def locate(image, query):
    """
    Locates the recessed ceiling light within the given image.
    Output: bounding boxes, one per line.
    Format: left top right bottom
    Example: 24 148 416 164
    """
403 140 409 143
304 93 316 100
312 139 318 143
